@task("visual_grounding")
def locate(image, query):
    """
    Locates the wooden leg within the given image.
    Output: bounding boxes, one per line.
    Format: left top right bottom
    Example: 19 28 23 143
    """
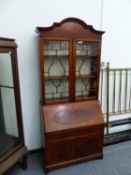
20 153 28 170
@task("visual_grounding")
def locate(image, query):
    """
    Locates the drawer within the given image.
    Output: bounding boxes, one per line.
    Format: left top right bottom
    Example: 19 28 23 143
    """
45 124 104 141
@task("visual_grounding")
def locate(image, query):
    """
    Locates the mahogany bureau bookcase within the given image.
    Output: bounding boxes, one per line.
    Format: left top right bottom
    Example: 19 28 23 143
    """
36 18 105 173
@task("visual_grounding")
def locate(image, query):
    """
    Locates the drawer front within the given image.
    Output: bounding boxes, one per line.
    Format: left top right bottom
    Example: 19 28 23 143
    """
45 139 76 165
76 134 103 158
46 125 104 141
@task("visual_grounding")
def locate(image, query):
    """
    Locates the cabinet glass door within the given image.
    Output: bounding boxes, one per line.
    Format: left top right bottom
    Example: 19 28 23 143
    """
0 52 19 158
43 40 70 103
75 41 98 100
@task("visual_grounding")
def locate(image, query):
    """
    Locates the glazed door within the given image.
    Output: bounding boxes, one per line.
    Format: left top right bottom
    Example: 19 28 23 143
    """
0 51 19 159
74 40 99 100
43 39 72 103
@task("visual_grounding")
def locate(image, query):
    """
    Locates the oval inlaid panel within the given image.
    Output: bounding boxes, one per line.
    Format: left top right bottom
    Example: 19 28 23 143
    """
53 108 95 124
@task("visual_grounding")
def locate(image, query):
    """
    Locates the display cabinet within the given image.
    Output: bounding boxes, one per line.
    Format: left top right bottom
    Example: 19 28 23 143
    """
0 38 28 174
36 18 105 173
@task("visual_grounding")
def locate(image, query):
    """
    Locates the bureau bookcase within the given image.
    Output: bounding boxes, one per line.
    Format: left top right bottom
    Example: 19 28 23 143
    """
36 18 105 173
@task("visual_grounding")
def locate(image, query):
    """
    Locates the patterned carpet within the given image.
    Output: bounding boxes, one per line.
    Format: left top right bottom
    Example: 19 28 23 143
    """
6 141 131 175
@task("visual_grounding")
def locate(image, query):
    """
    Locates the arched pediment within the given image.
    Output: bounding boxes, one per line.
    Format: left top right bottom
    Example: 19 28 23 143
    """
36 18 105 37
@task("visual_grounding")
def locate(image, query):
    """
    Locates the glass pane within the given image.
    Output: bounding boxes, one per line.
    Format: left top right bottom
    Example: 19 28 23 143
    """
0 53 19 159
76 42 98 56
0 53 14 87
75 41 98 99
44 40 69 102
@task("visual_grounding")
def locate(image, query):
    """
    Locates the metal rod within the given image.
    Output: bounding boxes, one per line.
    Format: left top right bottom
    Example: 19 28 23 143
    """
110 118 131 127
112 70 116 113
103 110 131 116
129 70 131 109
101 69 103 106
118 70 122 112
109 68 131 71
124 70 128 112
106 62 110 135
0 85 14 89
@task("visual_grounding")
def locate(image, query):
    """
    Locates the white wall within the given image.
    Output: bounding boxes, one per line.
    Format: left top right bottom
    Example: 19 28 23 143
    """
102 0 131 67
0 0 103 150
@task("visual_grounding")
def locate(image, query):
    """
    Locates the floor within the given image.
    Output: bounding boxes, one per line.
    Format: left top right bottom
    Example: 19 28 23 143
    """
5 141 131 175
